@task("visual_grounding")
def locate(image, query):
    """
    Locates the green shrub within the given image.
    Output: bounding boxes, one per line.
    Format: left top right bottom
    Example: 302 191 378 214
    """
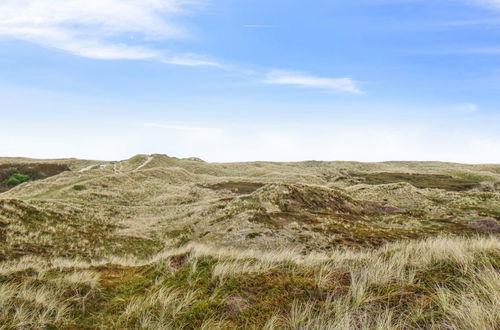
7 170 30 186
72 185 86 191
247 232 262 239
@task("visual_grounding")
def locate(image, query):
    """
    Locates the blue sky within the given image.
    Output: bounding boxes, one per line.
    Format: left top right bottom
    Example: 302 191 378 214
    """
0 0 499 162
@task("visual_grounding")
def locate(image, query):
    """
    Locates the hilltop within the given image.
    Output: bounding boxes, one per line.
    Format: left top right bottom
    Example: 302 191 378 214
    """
0 154 499 329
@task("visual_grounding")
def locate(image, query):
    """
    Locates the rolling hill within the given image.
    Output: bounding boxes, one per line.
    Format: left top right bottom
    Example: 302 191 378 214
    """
0 154 498 329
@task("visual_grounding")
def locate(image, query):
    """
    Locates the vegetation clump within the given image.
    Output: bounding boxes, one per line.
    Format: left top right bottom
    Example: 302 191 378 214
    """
6 170 30 186
0 162 68 192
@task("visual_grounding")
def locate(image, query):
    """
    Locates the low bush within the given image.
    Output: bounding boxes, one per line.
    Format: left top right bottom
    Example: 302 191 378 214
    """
72 185 86 191
7 170 30 186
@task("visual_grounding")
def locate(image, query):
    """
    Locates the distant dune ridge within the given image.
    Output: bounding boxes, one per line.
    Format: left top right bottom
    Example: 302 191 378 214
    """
0 154 499 328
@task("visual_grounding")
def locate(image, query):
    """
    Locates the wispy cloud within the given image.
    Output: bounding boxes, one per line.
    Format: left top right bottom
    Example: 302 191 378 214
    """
163 53 222 67
144 122 223 135
463 47 500 54
143 122 225 144
438 17 500 27
0 0 218 66
264 70 362 94
0 1 363 92
244 24 274 28
468 0 500 10
456 103 480 112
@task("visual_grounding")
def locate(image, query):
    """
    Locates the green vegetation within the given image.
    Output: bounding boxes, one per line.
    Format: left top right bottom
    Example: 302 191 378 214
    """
6 170 30 186
0 155 499 328
0 162 68 192
356 172 480 191
0 237 498 329
246 232 262 239
72 184 86 191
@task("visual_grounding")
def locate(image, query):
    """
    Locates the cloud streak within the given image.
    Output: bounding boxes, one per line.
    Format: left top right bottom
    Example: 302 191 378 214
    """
0 0 218 66
469 0 500 9
264 70 362 94
456 103 480 112
244 24 274 28
463 47 500 54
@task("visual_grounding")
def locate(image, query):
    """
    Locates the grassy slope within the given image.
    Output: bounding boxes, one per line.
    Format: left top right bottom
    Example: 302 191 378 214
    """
0 154 499 329
1 237 498 329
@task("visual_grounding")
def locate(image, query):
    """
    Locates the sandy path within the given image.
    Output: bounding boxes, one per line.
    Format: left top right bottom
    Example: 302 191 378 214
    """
79 164 97 173
134 155 154 171
113 163 123 173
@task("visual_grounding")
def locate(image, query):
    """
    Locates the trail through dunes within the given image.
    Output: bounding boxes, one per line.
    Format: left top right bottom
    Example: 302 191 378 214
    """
134 155 154 171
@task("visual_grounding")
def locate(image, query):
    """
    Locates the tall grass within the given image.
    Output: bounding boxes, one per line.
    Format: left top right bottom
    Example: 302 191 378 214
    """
0 235 497 328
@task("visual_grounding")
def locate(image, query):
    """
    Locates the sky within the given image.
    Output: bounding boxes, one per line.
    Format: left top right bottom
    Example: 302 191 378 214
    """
0 0 499 163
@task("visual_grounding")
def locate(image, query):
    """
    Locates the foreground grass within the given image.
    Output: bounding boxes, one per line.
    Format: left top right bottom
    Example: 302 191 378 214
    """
0 235 498 329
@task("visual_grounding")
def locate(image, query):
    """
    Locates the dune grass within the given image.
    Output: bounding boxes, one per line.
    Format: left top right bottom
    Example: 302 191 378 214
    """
0 155 499 328
0 235 497 329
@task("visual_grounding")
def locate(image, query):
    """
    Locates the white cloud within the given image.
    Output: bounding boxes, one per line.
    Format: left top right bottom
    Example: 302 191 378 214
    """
163 54 222 67
464 47 500 54
244 25 274 28
264 70 362 94
456 103 480 112
467 0 500 9
0 1 363 87
439 17 500 27
2 112 500 163
0 0 218 65
144 122 224 136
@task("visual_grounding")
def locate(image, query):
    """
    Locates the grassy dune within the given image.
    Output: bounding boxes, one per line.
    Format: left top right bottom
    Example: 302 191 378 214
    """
0 154 499 329
0 236 498 329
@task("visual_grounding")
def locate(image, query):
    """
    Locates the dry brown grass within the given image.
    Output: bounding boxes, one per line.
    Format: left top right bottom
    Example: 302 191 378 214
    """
0 235 497 329
0 154 499 328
